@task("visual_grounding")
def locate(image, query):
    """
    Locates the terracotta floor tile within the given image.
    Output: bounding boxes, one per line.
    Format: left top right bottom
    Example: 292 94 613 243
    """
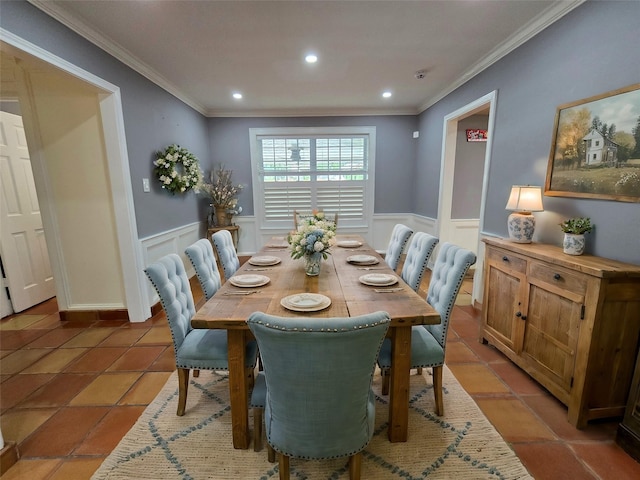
475 397 557 442
0 329 48 350
136 325 172 344
0 348 51 374
0 459 62 480
447 363 510 394
444 340 479 363
106 345 165 371
0 373 55 409
522 393 618 441
19 406 110 457
64 346 127 372
26 328 82 348
74 405 145 455
572 442 640 480
21 348 88 374
49 458 104 480
20 373 97 407
0 315 48 330
69 372 142 405
119 371 172 404
449 312 481 339
489 361 546 395
99 327 147 347
148 346 176 371
26 312 63 329
0 408 57 443
465 338 509 363
61 328 118 348
22 297 59 315
512 442 597 480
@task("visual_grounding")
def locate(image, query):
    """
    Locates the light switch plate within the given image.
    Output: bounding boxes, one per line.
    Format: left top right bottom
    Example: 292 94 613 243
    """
413 131 419 138
142 178 150 192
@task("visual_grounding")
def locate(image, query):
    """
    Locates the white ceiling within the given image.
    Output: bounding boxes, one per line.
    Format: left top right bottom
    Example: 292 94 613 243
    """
31 0 582 117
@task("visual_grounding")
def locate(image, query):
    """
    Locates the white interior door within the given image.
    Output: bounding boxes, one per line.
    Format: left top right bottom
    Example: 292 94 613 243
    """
0 110 55 313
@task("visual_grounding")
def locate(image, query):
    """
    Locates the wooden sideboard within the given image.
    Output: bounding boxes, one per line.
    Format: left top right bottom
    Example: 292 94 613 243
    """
480 237 640 428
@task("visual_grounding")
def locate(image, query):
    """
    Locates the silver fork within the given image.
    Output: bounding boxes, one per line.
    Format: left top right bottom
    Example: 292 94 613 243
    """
223 290 261 296
374 287 404 293
357 267 386 270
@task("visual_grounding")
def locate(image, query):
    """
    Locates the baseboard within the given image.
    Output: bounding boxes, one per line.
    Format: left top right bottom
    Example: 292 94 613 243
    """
59 308 129 322
0 441 18 475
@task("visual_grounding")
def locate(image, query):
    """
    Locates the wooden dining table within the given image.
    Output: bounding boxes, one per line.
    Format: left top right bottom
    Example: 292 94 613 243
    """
191 235 440 449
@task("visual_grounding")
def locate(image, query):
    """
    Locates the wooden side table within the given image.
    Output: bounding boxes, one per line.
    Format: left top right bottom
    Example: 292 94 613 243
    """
207 225 239 250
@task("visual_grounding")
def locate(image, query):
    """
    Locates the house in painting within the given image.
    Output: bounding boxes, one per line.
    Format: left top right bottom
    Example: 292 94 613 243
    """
582 128 619 166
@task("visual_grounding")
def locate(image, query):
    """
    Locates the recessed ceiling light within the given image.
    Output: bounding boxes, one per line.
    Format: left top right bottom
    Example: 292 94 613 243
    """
382 91 392 98
232 92 243 100
305 54 318 64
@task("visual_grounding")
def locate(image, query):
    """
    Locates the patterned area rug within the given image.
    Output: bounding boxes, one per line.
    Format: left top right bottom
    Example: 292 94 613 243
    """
92 366 532 479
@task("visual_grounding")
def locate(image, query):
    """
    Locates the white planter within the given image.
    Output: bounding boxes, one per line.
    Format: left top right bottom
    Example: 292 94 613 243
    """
563 233 585 255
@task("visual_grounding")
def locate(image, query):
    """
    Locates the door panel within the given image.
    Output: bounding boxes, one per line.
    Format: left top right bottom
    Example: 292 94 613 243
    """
0 110 54 313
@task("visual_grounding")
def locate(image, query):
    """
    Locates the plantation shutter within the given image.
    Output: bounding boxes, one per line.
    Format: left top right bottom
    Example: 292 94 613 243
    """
257 134 370 228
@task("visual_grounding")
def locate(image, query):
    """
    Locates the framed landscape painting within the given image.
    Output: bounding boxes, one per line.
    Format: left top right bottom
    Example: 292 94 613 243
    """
545 83 640 203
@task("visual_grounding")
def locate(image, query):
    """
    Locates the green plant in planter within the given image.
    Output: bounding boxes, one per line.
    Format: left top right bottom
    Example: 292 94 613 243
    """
559 217 593 234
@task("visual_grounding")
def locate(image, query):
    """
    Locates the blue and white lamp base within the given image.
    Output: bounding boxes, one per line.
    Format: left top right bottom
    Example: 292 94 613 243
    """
507 212 535 243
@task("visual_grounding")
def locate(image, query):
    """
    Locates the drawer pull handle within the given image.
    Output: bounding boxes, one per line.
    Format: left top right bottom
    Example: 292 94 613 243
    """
502 256 509 262
515 311 522 317
553 273 561 280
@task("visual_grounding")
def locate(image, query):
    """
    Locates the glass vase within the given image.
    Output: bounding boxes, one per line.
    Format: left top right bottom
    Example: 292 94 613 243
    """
303 252 322 276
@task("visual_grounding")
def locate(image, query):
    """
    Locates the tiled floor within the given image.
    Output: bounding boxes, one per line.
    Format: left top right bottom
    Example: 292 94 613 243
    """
1 272 639 479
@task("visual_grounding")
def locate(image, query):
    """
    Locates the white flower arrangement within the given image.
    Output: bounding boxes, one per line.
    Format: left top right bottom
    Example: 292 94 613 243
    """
153 144 203 195
288 212 337 260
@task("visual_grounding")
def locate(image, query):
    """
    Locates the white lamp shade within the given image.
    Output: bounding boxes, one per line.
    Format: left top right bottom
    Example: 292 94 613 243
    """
505 185 543 213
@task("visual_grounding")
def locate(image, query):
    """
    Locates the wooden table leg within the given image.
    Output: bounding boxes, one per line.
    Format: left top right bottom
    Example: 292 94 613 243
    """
227 329 250 449
388 325 411 442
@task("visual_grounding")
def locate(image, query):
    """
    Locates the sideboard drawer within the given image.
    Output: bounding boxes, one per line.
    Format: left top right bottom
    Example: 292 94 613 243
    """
529 261 587 296
487 247 527 274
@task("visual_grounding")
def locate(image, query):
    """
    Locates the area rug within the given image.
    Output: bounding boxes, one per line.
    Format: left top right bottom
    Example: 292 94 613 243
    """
92 366 532 479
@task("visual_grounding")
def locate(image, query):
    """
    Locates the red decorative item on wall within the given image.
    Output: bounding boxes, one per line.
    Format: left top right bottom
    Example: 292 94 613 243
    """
466 129 488 142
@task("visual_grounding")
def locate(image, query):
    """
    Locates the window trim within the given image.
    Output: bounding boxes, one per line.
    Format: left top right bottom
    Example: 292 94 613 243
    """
249 126 376 232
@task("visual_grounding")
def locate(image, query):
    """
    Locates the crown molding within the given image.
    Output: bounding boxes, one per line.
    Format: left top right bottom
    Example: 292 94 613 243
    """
27 0 207 116
206 106 418 118
417 0 585 113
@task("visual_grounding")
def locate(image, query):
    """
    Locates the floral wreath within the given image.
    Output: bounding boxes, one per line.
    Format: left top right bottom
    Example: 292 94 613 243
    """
153 144 203 194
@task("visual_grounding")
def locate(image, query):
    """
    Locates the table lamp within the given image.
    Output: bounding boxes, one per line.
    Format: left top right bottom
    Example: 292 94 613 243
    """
505 185 543 243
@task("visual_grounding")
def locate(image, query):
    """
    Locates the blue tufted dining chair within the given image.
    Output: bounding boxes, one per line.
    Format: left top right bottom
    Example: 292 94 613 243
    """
378 243 476 415
384 223 413 272
400 232 439 292
185 238 222 301
145 254 258 416
248 311 390 480
211 229 240 281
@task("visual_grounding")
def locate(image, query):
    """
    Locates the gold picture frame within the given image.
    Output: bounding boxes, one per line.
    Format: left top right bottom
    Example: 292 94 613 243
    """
544 83 640 203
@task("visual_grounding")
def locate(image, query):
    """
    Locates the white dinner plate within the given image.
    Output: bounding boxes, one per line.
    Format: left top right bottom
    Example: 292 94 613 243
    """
337 240 363 248
280 293 332 312
229 274 270 288
347 255 379 265
248 256 282 266
359 273 398 287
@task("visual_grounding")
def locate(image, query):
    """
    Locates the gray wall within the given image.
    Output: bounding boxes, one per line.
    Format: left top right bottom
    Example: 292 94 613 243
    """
207 115 418 216
1 0 210 238
416 0 640 264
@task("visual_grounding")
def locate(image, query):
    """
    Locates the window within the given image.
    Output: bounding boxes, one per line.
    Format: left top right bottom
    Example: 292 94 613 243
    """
250 127 376 230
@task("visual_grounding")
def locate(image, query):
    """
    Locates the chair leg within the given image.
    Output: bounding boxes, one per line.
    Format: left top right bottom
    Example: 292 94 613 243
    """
416 367 423 375
177 368 189 416
253 407 263 452
381 368 390 395
349 452 362 480
246 367 255 389
193 369 200 378
433 365 443 416
267 443 276 463
278 453 290 480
